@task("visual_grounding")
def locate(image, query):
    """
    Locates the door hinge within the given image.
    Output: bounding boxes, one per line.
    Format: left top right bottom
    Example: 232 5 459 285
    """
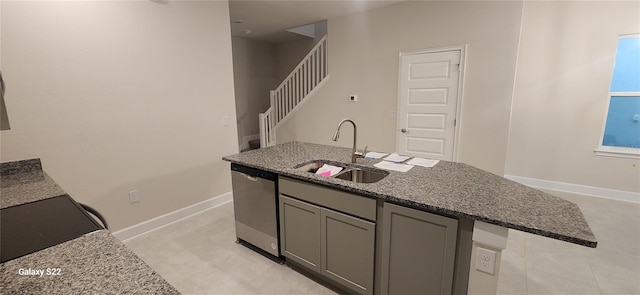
454 119 457 127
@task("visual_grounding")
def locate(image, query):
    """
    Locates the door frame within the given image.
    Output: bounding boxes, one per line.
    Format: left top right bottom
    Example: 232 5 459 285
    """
395 45 467 161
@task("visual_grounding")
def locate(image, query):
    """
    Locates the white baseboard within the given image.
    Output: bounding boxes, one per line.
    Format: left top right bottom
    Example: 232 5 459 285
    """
504 174 639 203
240 134 260 151
113 191 233 242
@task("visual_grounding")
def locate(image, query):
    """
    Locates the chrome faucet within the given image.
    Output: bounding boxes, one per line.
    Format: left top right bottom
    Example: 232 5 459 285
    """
332 118 366 163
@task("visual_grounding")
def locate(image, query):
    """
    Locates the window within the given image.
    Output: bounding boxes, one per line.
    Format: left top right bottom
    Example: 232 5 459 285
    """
596 34 640 158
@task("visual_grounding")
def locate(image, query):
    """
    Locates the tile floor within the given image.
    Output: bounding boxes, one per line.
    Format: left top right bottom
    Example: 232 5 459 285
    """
124 191 640 295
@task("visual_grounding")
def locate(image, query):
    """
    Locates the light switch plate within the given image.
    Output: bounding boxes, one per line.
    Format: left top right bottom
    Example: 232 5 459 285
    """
129 190 140 203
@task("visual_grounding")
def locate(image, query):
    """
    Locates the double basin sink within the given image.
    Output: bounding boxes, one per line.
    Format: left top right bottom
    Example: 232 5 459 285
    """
295 160 389 184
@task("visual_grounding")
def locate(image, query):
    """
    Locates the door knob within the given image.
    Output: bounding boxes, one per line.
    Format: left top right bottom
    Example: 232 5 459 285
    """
401 128 408 133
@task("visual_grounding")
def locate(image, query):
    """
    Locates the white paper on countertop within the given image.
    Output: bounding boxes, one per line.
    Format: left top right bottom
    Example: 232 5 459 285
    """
315 164 344 177
406 157 440 168
383 153 412 163
365 151 388 159
374 161 413 172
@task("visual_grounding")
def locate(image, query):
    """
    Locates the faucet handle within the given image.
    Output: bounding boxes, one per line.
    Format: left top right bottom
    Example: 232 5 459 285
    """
355 146 368 158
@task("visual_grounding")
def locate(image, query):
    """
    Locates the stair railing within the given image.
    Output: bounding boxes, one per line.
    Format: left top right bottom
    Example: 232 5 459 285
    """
259 35 329 148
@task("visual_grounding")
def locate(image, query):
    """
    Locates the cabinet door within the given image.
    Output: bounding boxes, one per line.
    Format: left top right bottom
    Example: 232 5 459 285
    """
279 195 321 273
321 208 375 295
380 203 458 295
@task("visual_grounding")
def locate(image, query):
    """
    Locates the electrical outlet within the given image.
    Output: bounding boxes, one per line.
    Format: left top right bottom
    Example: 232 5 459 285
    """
475 247 496 275
129 190 140 204
222 115 230 126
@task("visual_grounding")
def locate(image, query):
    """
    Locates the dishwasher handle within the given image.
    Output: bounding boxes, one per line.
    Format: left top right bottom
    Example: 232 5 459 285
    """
231 163 277 181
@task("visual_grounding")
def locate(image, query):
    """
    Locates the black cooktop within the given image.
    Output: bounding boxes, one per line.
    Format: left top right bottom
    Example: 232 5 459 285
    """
0 195 102 263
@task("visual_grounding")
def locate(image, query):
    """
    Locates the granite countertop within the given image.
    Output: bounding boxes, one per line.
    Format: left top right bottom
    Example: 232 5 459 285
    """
0 230 179 294
1 160 66 209
0 158 179 294
223 141 597 248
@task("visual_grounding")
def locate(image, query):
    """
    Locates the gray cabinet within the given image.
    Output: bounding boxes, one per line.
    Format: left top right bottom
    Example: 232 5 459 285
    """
380 202 458 295
279 177 376 295
279 195 321 272
321 208 375 295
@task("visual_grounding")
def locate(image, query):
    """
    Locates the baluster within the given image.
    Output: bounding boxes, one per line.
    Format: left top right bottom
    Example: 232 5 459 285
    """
319 46 323 81
293 73 297 110
324 40 327 78
296 68 302 106
303 61 308 97
288 80 292 114
298 68 302 104
284 83 288 118
312 52 316 89
293 71 297 106
288 81 291 117
278 90 282 122
299 68 303 103
316 49 320 85
287 80 291 114
323 41 327 78
319 43 324 79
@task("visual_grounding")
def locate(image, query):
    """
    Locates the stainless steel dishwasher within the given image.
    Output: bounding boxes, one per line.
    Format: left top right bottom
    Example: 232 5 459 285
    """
231 163 280 257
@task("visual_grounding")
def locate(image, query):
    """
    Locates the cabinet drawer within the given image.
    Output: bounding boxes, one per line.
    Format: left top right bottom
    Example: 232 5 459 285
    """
280 177 376 221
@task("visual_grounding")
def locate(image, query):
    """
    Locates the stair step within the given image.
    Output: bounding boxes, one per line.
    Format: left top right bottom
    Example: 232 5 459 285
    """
249 139 261 149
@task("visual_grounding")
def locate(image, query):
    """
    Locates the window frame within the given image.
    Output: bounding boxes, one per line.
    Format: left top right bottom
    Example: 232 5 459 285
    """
595 34 640 159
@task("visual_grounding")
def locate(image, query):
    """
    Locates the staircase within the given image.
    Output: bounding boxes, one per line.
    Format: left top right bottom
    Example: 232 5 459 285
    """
259 35 329 147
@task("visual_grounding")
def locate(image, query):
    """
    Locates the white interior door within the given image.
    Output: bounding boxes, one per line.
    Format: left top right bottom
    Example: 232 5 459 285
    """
396 48 463 161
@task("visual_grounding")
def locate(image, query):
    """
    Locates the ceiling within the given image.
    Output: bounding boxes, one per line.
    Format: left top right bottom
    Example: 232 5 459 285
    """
228 0 404 43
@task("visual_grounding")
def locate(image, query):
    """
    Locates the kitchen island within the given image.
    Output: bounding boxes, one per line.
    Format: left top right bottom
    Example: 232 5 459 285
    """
0 159 179 294
223 141 596 295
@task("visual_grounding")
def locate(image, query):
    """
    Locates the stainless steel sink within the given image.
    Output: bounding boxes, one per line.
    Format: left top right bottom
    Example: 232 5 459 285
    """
295 160 389 184
333 168 389 183
294 160 348 174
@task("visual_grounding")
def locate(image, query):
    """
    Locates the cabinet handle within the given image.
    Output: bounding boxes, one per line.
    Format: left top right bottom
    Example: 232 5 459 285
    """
246 175 258 181
401 128 408 133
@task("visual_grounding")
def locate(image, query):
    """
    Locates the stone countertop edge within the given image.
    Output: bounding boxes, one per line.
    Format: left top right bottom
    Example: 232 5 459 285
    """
1 158 67 209
0 230 179 294
222 141 597 248
0 158 181 293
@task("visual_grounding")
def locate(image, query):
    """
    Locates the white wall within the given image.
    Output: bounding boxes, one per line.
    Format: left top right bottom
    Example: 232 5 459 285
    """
505 1 640 194
277 1 523 175
0 1 239 231
232 37 278 149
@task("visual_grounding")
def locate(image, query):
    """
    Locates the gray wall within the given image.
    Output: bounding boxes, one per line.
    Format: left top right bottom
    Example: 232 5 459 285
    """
0 1 239 231
232 37 279 149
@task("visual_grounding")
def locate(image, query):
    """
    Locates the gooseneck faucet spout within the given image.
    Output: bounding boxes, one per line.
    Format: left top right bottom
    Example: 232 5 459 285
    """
332 118 362 163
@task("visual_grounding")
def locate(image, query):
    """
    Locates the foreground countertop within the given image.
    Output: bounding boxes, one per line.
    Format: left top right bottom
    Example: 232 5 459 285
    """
0 230 179 294
0 159 179 294
223 141 597 248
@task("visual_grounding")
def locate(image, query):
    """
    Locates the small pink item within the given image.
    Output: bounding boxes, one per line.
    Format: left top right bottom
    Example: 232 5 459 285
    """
319 170 332 177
